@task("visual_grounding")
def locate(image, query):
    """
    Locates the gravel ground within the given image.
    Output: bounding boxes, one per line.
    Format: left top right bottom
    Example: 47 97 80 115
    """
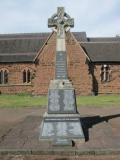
0 154 120 160
0 106 119 160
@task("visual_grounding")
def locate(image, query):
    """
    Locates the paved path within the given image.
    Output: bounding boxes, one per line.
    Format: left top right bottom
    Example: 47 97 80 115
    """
0 154 120 160
0 106 120 159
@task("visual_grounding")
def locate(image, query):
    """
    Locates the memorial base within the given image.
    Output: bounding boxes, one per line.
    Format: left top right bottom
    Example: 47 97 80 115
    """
52 138 72 146
39 113 85 146
39 80 85 146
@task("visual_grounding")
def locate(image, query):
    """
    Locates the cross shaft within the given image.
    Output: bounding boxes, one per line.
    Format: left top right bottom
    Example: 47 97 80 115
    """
48 7 74 79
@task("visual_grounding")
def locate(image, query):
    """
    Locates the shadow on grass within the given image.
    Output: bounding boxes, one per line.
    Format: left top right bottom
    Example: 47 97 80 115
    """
81 114 120 141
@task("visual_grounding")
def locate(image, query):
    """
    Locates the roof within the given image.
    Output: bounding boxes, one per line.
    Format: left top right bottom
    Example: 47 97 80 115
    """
0 33 50 63
73 33 120 43
0 32 120 63
72 32 87 42
81 42 120 62
74 33 120 63
87 37 120 42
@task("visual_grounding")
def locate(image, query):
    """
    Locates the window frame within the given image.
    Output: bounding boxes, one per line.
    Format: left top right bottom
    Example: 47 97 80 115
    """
0 69 9 85
22 68 32 84
100 64 111 83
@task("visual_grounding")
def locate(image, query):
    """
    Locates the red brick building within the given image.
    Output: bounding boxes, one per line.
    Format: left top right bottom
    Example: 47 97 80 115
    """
0 31 120 95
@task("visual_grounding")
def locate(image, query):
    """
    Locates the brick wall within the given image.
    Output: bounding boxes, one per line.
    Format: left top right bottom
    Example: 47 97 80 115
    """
93 64 120 94
66 32 92 95
0 63 35 94
0 32 120 95
33 31 92 95
33 32 56 95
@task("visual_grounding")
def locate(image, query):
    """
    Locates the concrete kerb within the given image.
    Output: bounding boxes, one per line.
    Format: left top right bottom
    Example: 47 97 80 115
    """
0 148 120 156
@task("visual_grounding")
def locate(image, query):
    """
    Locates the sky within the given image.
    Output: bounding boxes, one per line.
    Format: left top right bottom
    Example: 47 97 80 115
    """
0 0 120 37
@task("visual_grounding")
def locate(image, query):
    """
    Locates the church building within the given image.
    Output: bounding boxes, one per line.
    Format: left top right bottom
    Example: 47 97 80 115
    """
0 31 120 95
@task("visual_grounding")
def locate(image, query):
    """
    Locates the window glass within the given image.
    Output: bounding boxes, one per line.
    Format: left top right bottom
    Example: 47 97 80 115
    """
101 65 111 82
23 69 31 83
0 70 8 84
23 70 26 83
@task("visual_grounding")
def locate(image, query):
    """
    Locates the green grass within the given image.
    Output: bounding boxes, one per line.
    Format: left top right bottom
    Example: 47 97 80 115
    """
0 94 120 108
0 94 47 108
76 95 120 107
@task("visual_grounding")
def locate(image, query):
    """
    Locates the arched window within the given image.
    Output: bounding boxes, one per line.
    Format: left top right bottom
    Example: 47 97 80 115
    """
0 69 9 84
4 70 8 84
27 70 31 83
22 69 31 83
23 70 26 83
0 70 3 84
101 65 111 82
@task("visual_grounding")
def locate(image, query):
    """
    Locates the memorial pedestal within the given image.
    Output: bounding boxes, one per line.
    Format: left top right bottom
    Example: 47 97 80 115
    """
39 80 85 146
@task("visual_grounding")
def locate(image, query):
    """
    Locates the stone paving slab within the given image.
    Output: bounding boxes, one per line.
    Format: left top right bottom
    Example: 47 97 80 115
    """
0 154 120 160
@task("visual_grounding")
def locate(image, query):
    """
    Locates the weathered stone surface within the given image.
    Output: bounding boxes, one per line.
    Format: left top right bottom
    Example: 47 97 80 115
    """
53 138 72 146
40 116 84 139
55 51 67 79
48 88 77 114
48 7 74 39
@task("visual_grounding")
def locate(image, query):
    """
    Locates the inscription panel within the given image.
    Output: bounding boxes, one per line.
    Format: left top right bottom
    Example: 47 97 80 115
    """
48 89 60 112
48 89 77 113
56 51 67 79
63 90 75 111
40 117 84 139
41 122 54 137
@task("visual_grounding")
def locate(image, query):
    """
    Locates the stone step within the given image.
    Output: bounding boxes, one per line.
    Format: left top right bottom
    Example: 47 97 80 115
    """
56 77 66 79
56 69 66 71
56 63 66 65
56 75 67 77
56 67 66 69
56 62 66 64
56 71 66 75
56 64 67 67
56 64 66 66
56 72 67 75
56 71 66 73
56 69 67 73
56 75 67 79
56 61 65 62
56 67 66 70
56 68 65 69
56 74 67 77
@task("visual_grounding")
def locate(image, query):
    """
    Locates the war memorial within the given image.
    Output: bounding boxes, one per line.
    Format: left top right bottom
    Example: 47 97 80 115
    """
0 6 119 160
39 7 84 146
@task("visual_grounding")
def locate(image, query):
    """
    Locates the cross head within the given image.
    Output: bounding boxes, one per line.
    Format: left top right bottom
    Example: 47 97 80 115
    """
48 7 74 38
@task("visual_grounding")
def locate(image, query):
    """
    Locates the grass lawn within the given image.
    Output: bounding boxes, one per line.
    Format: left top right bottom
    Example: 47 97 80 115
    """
76 95 120 107
0 94 47 108
0 94 120 108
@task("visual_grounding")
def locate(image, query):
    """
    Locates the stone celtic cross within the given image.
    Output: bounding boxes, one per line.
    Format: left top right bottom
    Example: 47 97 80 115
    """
48 7 74 79
40 7 85 146
48 7 74 38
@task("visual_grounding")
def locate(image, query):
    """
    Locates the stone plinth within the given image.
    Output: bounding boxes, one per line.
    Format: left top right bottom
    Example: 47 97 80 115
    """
39 80 85 145
48 80 77 114
40 113 84 139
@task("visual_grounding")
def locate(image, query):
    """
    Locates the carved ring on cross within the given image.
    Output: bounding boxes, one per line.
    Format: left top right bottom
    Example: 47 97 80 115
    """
48 7 74 33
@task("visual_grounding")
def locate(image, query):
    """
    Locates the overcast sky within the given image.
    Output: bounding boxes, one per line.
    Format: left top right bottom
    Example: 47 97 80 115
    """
0 0 120 37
